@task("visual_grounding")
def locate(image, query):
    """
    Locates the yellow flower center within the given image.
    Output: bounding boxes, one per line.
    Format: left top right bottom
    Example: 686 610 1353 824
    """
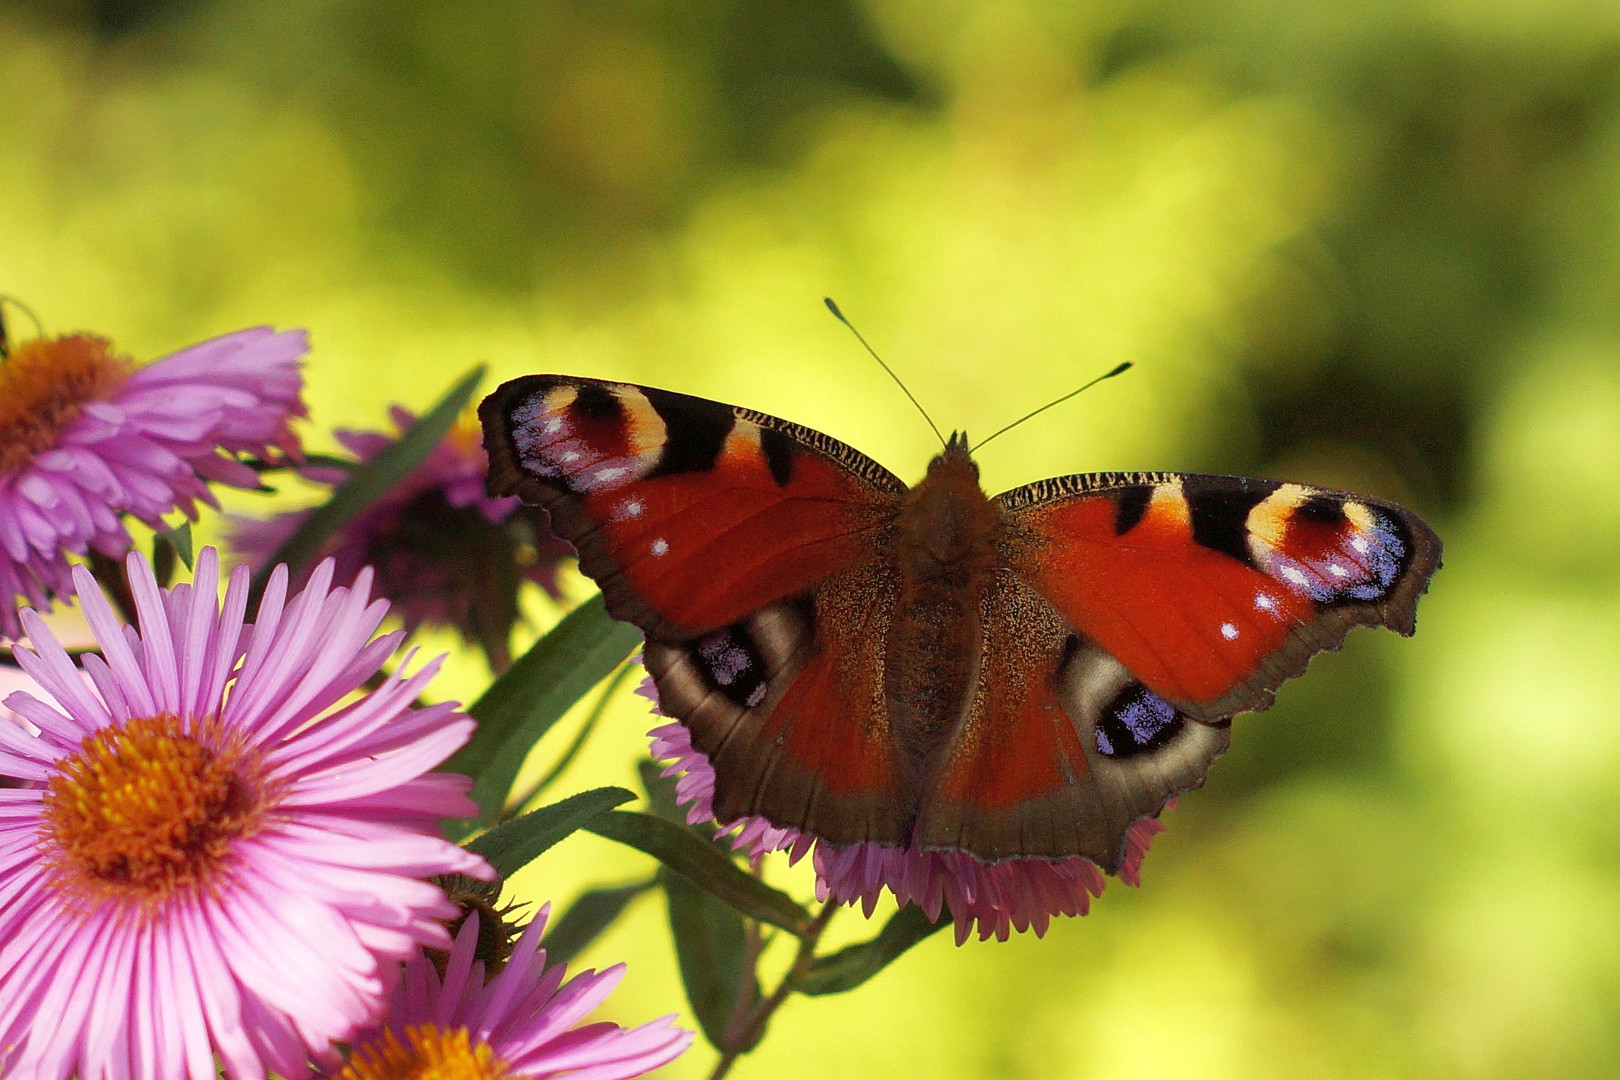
0 334 132 475
339 1025 514 1080
41 714 267 908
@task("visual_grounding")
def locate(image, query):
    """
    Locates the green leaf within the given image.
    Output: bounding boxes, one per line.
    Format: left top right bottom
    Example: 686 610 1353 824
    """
157 521 194 570
249 365 485 597
790 904 949 996
541 878 656 967
664 869 758 1051
447 595 642 828
585 810 811 935
467 787 635 878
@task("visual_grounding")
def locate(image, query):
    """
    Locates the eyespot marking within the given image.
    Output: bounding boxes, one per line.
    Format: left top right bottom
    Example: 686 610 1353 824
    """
1095 684 1184 759
693 624 771 709
1247 492 1410 605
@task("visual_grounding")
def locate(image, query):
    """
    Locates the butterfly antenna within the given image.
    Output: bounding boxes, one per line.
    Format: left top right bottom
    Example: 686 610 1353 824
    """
969 361 1134 454
824 297 946 449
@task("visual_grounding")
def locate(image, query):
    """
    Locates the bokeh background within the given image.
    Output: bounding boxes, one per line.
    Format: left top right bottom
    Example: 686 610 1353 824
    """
6 0 1620 1076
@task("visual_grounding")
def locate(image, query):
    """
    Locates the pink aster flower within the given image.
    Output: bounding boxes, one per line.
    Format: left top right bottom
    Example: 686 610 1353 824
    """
230 406 572 668
0 547 490 1080
324 909 691 1080
0 663 38 729
0 327 307 640
643 680 1168 945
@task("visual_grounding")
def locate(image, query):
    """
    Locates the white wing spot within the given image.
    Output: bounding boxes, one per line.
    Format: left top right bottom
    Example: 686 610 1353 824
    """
650 538 669 557
621 499 643 518
560 450 580 464
1220 622 1239 641
1255 593 1278 612
595 465 629 485
1281 566 1309 586
542 416 564 434
1328 563 1349 578
1350 536 1371 554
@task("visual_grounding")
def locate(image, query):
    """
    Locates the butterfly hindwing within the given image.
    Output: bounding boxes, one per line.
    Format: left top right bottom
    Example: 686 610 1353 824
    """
644 559 913 847
997 472 1442 722
481 375 906 640
915 575 1230 870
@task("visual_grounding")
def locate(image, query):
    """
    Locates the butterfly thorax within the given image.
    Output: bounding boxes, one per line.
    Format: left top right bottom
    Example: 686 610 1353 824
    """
890 434 999 582
883 435 1002 776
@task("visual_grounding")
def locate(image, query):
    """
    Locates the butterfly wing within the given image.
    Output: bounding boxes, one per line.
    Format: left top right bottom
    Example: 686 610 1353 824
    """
996 471 1442 722
481 375 905 638
915 470 1439 869
481 375 914 843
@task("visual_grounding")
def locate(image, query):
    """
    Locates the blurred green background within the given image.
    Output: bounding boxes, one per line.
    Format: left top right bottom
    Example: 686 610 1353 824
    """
6 0 1620 1076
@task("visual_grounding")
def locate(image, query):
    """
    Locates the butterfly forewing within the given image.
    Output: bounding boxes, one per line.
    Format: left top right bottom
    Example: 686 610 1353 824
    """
996 471 1442 722
481 375 905 640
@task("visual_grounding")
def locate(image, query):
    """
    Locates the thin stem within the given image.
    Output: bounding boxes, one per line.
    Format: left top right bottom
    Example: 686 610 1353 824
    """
708 902 837 1080
497 662 633 823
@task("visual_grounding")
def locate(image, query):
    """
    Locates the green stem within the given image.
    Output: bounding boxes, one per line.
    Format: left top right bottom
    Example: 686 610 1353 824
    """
495 662 632 825
708 903 836 1080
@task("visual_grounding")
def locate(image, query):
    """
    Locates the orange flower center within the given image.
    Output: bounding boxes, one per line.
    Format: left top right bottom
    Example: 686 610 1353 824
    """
41 713 267 907
338 1025 513 1080
0 334 132 474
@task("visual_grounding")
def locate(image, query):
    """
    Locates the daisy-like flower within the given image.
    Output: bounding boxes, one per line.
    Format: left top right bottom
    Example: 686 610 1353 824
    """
0 663 39 729
0 547 491 1080
644 682 1168 945
229 406 572 668
0 327 307 640
327 909 691 1080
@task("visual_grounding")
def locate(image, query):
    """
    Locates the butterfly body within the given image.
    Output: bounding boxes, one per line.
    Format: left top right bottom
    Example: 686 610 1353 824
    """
482 375 1441 872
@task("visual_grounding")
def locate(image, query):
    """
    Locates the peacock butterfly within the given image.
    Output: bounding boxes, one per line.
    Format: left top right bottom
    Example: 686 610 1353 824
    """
479 372 1441 873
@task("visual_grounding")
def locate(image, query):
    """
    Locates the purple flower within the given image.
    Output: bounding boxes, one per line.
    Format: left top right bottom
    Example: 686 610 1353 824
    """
230 406 572 667
0 547 490 1080
0 664 42 732
0 328 307 640
644 681 1168 944
325 908 691 1080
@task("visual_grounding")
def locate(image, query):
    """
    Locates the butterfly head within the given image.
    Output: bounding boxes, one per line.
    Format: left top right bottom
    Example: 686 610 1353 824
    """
928 431 979 480
902 431 997 576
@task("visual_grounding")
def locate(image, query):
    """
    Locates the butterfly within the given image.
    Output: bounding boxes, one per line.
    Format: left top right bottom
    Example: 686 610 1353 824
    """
479 374 1441 873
